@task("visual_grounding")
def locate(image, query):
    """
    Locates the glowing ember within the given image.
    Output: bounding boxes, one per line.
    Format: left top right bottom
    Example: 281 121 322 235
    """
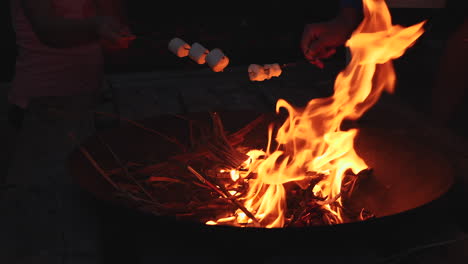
207 0 426 228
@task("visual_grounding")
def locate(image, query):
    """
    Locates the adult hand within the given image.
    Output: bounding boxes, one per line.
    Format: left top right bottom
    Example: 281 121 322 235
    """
116 26 136 49
94 16 121 43
94 16 135 50
300 20 352 68
301 7 362 68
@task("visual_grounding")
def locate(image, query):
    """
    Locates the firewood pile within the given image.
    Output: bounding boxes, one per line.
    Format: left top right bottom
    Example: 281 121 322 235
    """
75 111 374 228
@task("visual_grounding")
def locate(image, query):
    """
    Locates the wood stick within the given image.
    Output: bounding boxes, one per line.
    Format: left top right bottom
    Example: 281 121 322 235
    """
68 133 119 191
227 113 267 145
315 192 342 206
186 165 261 226
96 135 163 207
93 111 186 151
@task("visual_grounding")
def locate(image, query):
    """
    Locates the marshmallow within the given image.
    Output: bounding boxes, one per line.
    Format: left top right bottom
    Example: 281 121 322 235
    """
248 63 283 81
189 42 209 64
168 37 191 57
248 64 268 81
264 63 282 78
206 48 230 72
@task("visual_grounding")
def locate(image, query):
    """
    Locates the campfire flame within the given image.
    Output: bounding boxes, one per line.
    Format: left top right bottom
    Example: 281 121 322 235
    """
210 0 426 228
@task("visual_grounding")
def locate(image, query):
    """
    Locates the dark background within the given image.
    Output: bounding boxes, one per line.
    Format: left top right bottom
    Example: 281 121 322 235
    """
3 1 466 167
0 1 464 83
3 1 466 147
0 1 340 82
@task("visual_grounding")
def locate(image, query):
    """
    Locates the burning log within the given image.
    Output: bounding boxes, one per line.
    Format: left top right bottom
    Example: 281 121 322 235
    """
186 165 261 226
283 168 374 227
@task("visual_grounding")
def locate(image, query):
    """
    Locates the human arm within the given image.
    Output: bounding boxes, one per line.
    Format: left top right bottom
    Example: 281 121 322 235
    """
20 0 123 48
300 0 363 68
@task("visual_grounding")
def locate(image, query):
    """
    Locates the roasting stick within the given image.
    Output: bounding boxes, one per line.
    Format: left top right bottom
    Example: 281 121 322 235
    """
142 34 323 73
280 57 324 69
247 58 323 82
186 165 261 226
280 61 305 69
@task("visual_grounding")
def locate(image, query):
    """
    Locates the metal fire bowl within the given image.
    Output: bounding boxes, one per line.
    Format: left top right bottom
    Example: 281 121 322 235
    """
69 104 458 253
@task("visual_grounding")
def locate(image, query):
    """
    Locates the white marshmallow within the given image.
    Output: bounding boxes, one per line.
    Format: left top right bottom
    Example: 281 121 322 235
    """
248 64 268 81
168 37 191 57
206 48 230 72
189 42 209 64
264 63 282 78
248 63 283 81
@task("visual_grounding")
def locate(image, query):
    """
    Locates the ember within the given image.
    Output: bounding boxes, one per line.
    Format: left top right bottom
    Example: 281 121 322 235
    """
77 0 427 229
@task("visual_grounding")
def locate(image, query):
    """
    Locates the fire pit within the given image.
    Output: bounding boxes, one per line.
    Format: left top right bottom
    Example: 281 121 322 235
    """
71 109 455 218
68 0 461 256
68 107 456 254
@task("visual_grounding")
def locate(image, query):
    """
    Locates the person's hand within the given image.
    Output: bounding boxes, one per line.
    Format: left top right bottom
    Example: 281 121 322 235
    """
102 31 136 51
94 16 135 51
116 26 136 49
301 7 362 68
300 20 353 68
94 16 121 43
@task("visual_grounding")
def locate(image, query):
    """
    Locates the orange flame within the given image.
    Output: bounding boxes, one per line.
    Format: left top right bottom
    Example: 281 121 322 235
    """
211 0 426 228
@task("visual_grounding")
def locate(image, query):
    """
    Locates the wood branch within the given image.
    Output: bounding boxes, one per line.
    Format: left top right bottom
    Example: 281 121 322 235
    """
69 133 120 191
96 135 164 208
315 193 342 206
94 111 187 151
78 109 378 227
226 113 267 146
206 112 249 168
134 112 268 177
359 208 375 221
106 161 144 176
186 165 261 227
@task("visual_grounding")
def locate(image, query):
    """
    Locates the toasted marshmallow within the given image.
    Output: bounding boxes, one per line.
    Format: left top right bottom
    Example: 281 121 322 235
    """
189 42 209 64
206 48 230 72
168 37 191 57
